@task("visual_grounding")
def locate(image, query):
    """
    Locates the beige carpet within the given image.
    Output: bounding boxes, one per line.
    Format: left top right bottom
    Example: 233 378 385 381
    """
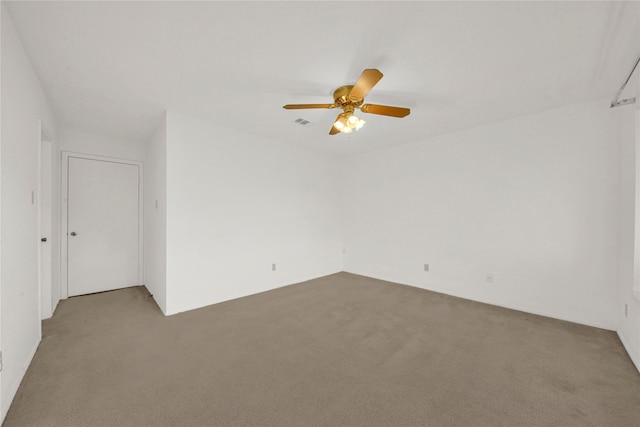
4 272 640 426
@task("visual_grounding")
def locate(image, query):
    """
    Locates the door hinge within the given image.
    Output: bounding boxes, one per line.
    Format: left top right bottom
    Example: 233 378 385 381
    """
0 350 3 372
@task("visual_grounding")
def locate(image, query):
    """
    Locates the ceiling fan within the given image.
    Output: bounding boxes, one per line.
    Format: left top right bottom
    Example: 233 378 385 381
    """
283 69 410 135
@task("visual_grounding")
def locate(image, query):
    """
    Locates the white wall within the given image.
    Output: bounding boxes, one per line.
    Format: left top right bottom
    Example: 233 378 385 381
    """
164 112 343 315
144 116 167 313
1 5 57 422
343 100 619 329
617 105 640 371
59 127 145 162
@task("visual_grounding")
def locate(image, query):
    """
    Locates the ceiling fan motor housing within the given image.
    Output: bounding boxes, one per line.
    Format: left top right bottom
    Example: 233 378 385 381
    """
333 85 364 108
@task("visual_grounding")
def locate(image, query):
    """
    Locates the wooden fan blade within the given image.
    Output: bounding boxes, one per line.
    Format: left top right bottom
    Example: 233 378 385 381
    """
283 104 335 110
349 69 383 99
361 103 410 118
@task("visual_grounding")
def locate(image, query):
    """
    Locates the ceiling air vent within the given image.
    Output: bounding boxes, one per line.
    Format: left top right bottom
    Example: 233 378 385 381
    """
294 118 313 126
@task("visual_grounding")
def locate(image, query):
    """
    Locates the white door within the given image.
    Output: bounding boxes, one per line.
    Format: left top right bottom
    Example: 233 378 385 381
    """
67 157 140 296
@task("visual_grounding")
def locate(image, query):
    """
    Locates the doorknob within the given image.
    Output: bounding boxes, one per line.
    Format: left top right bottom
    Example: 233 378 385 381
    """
70 232 77 236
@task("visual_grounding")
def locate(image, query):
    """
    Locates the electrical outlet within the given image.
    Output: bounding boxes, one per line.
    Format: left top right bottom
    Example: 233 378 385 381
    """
424 263 429 272
272 263 276 271
625 303 628 318
486 273 493 283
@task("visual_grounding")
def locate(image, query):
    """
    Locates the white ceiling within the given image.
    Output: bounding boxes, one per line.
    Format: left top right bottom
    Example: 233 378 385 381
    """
5 1 639 157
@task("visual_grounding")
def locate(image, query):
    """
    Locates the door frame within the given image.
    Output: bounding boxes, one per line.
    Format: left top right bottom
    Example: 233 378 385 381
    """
38 123 53 318
60 152 144 299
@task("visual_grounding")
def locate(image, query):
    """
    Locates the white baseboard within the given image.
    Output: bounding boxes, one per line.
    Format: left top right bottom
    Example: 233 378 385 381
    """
617 330 640 374
51 297 60 317
165 268 344 316
444 289 615 331
344 270 616 330
1 338 40 424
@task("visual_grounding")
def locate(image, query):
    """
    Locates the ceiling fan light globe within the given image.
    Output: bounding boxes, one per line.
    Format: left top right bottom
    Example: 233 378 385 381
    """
334 121 344 130
356 119 366 130
341 127 352 134
348 115 359 126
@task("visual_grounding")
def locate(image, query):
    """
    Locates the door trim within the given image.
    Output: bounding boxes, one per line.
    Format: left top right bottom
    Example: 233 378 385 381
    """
38 122 53 318
60 152 144 299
